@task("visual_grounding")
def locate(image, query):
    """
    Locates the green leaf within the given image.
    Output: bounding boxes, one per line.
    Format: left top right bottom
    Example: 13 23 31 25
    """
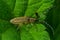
21 24 50 40
0 19 12 33
13 0 28 17
0 0 54 40
2 28 20 40
25 0 54 20
0 0 14 21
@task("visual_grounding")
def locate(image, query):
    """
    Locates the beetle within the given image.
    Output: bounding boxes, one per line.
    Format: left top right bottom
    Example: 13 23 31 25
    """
10 13 54 36
10 16 36 25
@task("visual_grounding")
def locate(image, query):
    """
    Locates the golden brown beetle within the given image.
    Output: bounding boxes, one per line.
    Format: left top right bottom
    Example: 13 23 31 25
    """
10 13 54 35
10 16 36 25
10 13 39 25
10 13 37 30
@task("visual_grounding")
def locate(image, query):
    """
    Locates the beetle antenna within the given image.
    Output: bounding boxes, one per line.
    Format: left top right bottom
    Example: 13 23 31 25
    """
35 12 54 36
41 21 54 36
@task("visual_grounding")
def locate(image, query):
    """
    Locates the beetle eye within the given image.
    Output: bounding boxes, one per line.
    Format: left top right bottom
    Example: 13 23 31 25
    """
27 18 30 22
35 13 40 19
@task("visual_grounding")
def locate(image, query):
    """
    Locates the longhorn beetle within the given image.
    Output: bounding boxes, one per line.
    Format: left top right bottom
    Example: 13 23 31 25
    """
10 12 54 37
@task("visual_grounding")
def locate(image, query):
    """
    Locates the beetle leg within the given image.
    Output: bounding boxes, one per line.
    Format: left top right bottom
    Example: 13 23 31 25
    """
17 23 23 31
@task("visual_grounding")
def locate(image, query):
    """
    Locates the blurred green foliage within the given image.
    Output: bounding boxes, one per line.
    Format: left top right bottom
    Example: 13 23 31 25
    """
46 0 60 40
0 0 54 40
